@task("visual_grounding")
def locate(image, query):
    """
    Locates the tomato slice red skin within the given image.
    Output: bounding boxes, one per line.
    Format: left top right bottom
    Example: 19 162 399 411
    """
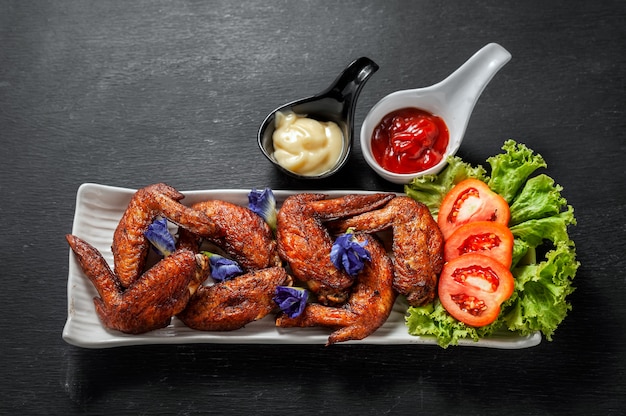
438 253 514 327
437 178 510 240
443 221 514 268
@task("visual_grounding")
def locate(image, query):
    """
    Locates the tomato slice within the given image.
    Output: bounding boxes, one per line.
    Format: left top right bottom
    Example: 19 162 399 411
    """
438 253 514 327
443 221 514 268
437 178 510 240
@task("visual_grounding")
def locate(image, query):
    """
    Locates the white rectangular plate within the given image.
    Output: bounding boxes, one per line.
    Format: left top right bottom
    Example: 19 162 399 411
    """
63 183 541 349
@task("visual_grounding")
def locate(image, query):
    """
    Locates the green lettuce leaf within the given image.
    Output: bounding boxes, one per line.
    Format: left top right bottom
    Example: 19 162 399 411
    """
509 206 576 247
502 241 578 340
509 174 568 225
406 301 481 347
487 140 547 203
406 299 509 348
511 238 532 268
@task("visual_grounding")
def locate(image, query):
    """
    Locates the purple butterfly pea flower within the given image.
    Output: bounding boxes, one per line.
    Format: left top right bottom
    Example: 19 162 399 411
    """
274 286 308 318
144 217 176 256
248 187 277 231
330 229 371 276
204 252 244 282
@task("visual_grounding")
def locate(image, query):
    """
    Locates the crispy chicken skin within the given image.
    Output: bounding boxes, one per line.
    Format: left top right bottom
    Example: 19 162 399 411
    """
177 266 291 331
276 233 396 345
328 196 444 306
70 185 440 340
189 200 281 271
66 234 209 334
276 193 395 305
112 183 218 288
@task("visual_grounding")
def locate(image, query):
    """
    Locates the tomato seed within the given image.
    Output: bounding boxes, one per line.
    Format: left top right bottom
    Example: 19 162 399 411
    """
451 265 499 292
451 294 487 316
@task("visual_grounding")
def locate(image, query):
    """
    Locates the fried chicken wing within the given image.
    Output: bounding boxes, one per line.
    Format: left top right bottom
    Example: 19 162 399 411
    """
66 234 209 334
276 233 396 345
328 196 444 306
112 183 218 288
276 193 395 305
177 266 291 331
189 200 281 271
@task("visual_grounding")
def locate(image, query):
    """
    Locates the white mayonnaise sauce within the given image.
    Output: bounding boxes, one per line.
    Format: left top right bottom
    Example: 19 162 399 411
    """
272 111 343 176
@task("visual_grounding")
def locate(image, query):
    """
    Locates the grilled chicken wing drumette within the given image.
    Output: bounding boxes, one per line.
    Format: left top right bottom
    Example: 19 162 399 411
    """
187 200 281 271
112 183 218 288
67 234 209 334
178 266 291 331
276 193 395 305
328 196 444 306
276 233 396 345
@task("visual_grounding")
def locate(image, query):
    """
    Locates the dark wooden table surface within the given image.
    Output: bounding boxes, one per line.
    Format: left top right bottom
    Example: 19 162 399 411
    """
2 1 625 414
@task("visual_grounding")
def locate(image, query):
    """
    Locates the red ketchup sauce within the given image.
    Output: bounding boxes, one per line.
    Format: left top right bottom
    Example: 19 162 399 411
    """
371 107 449 174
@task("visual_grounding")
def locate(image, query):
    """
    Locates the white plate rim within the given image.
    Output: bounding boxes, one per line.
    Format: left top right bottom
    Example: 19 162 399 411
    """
62 183 542 349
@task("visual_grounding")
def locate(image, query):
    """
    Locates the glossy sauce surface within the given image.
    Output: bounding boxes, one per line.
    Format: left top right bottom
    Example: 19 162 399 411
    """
371 107 449 174
272 111 343 176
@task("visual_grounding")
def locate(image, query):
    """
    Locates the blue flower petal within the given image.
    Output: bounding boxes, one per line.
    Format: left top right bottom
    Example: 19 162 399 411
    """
144 218 176 256
248 188 277 231
274 286 308 318
330 230 370 276
204 252 244 282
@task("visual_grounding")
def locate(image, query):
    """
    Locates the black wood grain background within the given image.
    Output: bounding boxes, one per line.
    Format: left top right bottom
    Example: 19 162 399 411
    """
1 1 624 414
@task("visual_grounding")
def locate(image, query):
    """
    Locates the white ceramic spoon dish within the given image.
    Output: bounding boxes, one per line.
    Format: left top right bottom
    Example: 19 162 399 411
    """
361 43 512 184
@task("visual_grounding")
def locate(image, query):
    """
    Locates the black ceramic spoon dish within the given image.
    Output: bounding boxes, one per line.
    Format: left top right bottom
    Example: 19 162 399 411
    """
257 57 379 179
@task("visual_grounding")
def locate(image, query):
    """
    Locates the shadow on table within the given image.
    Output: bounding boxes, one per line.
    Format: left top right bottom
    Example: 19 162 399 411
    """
59 304 621 415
